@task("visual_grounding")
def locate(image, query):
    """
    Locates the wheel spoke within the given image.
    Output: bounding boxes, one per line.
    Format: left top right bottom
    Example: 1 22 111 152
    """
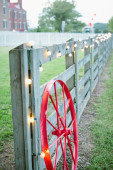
65 99 70 113
60 138 69 170
47 119 57 131
67 136 76 164
49 94 65 129
49 132 66 149
54 82 59 129
54 141 59 170
63 136 67 170
62 85 66 127
69 119 75 128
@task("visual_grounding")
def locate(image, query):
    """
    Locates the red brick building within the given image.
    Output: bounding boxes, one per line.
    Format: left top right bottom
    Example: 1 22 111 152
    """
0 0 27 31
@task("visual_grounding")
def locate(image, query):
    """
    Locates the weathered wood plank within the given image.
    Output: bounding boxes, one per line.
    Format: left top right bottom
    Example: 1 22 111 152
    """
65 41 75 91
78 91 90 122
92 76 99 92
9 48 26 170
78 53 90 70
94 41 98 62
92 59 98 71
75 46 79 121
20 47 32 170
40 64 75 98
99 54 103 62
92 47 98 57
92 67 98 81
90 39 93 95
37 40 74 65
79 80 90 106
30 49 42 170
79 70 90 89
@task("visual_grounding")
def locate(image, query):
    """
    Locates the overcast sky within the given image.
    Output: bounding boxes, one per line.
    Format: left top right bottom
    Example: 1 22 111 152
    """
21 0 113 28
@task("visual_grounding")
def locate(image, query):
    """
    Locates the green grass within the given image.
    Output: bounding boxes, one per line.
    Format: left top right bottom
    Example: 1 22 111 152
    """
0 47 13 151
86 52 113 169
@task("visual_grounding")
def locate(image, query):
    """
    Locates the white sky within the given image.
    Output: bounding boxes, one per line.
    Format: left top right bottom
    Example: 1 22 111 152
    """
21 0 113 28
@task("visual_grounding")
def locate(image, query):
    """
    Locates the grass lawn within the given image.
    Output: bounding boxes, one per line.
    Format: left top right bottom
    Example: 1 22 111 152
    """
0 47 13 151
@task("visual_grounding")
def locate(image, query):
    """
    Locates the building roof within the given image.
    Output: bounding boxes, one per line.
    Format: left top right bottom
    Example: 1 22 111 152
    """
9 3 25 11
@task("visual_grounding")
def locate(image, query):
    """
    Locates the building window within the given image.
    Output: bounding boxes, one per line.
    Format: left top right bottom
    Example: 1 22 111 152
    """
14 11 17 19
19 22 22 29
9 10 11 18
3 0 6 3
3 6 6 15
9 21 12 29
19 12 21 19
15 22 17 30
23 23 26 30
3 20 7 29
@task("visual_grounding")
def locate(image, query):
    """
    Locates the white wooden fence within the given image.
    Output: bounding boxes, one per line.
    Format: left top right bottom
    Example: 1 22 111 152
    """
9 33 113 170
0 31 96 47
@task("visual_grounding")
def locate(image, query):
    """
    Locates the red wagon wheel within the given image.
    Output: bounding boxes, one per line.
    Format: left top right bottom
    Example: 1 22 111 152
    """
40 80 78 170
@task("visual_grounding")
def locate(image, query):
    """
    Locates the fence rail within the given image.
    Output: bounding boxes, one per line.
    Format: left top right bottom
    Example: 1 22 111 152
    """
9 33 113 170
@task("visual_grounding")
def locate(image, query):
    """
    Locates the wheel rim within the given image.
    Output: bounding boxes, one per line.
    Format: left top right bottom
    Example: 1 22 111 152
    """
40 80 78 170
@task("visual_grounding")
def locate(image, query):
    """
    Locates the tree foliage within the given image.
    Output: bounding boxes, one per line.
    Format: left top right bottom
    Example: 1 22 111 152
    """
94 23 108 33
108 16 113 32
38 0 85 32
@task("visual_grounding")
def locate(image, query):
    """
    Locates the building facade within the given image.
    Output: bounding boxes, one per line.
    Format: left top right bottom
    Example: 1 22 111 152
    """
0 0 27 31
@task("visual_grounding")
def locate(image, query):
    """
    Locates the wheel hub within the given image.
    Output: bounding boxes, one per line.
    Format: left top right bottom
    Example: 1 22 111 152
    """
52 128 72 137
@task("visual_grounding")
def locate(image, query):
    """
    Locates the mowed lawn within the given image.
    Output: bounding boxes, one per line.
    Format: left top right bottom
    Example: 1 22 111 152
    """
0 47 83 150
0 47 13 151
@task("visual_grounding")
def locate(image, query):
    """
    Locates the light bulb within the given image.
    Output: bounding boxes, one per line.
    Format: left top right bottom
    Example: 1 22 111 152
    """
26 41 34 47
69 53 72 57
25 78 32 85
39 67 43 72
47 50 52 56
28 116 34 124
40 152 45 158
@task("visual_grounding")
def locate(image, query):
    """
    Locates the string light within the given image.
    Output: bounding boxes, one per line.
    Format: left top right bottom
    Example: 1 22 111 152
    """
74 43 77 48
57 51 61 58
26 41 34 47
69 53 72 57
66 45 70 50
28 116 34 124
40 152 45 158
25 78 32 85
40 149 49 158
39 67 43 72
47 50 52 56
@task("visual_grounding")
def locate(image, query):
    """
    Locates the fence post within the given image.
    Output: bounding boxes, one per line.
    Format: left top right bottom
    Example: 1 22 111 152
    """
75 45 79 122
20 45 33 170
90 38 93 95
9 45 32 170
65 40 75 91
9 47 26 170
30 49 42 170
84 43 90 85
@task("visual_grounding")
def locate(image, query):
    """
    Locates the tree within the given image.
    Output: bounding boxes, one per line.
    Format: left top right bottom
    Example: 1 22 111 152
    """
94 23 108 33
108 16 113 32
38 0 85 32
